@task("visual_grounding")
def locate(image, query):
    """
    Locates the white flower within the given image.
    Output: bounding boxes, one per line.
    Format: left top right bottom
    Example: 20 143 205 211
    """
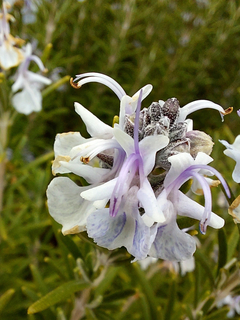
11 43 51 114
220 135 240 183
0 2 24 70
217 295 240 318
47 72 230 262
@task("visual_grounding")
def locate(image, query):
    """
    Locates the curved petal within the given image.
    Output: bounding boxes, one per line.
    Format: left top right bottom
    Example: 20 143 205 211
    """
74 102 113 138
46 177 98 235
178 100 226 122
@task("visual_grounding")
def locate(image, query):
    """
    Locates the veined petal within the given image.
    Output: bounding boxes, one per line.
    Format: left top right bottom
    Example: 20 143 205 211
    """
46 177 99 235
87 209 128 249
74 102 113 138
178 100 226 122
131 216 157 261
149 201 196 261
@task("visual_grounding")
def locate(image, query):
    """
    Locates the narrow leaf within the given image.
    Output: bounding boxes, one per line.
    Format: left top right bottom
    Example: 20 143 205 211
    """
0 289 15 313
28 280 90 314
217 228 227 273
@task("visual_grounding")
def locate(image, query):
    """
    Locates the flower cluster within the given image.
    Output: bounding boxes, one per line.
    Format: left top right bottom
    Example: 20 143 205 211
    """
0 2 51 115
47 72 231 261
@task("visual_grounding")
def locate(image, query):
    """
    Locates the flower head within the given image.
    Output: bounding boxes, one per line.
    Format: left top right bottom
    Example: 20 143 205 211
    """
47 72 230 262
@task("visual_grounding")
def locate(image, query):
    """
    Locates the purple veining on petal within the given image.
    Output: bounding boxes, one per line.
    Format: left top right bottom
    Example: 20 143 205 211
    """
109 153 139 217
109 90 144 217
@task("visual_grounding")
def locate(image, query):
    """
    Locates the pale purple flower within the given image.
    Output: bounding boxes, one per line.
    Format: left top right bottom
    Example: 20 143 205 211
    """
11 43 51 114
219 136 240 183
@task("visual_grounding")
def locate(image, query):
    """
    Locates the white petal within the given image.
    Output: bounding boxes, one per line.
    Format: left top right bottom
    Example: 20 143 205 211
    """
54 132 86 157
12 87 42 114
113 125 134 155
81 178 117 201
165 153 194 187
138 178 166 223
132 84 153 101
26 71 52 87
46 177 97 235
59 161 110 184
220 136 240 183
178 100 225 122
119 85 153 127
139 135 169 175
173 191 225 229
74 102 113 138
0 42 23 70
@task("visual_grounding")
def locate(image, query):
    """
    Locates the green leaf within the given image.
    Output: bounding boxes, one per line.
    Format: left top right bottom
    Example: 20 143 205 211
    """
227 225 239 261
164 280 176 320
57 229 83 260
194 250 215 288
28 280 90 314
203 306 230 320
217 228 227 273
0 289 15 313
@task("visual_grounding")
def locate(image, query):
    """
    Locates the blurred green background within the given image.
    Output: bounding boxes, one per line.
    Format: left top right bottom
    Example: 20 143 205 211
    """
1 0 240 319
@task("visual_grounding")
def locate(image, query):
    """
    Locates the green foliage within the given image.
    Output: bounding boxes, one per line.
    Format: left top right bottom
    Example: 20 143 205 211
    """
1 0 240 319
